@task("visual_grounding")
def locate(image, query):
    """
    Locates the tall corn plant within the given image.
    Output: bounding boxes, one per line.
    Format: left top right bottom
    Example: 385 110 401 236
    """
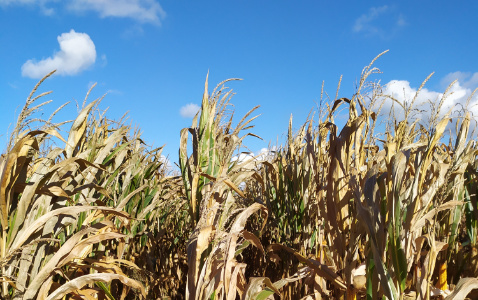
261 117 316 249
353 77 478 300
180 76 276 299
53 84 189 298
256 53 385 299
0 73 146 299
98 124 189 298
343 65 478 299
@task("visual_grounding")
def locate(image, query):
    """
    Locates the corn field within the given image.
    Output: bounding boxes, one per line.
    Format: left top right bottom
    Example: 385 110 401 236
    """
2 53 478 299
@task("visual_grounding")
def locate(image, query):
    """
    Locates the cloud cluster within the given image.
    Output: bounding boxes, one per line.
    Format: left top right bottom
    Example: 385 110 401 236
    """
231 152 254 164
0 0 165 24
353 5 406 38
231 147 278 164
21 29 96 79
179 103 200 118
379 74 478 124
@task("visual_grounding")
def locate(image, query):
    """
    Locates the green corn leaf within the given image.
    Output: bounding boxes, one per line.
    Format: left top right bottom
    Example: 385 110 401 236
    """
464 186 477 245
366 256 375 300
96 281 116 300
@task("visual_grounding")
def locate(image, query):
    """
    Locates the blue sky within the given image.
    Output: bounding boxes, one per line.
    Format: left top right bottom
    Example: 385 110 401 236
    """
1 1 478 160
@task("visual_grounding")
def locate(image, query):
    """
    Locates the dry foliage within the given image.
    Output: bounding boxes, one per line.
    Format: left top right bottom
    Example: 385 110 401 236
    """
2 53 478 299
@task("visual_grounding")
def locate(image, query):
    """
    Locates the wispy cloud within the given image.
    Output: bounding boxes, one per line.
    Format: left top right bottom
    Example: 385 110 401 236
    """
22 29 96 78
0 0 56 15
180 103 200 118
106 89 122 95
353 6 406 38
122 24 145 39
0 0 165 24
87 81 96 90
100 54 107 67
353 5 389 34
8 82 18 89
67 0 165 25
87 81 122 95
397 13 407 27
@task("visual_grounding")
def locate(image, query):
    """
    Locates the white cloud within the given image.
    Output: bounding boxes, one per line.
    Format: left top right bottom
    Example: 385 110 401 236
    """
0 0 165 24
21 29 96 79
231 152 254 163
67 0 165 25
180 103 200 118
353 6 406 38
232 147 278 164
256 147 277 161
440 71 478 90
378 75 478 123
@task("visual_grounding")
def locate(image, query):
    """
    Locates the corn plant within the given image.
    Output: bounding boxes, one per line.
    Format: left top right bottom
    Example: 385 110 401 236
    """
0 72 146 299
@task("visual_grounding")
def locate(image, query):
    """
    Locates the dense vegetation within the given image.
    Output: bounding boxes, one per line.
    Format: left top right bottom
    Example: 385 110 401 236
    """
1 53 478 299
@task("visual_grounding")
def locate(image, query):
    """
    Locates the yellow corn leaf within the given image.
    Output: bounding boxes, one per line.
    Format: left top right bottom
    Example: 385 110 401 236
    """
44 273 146 300
65 99 98 158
